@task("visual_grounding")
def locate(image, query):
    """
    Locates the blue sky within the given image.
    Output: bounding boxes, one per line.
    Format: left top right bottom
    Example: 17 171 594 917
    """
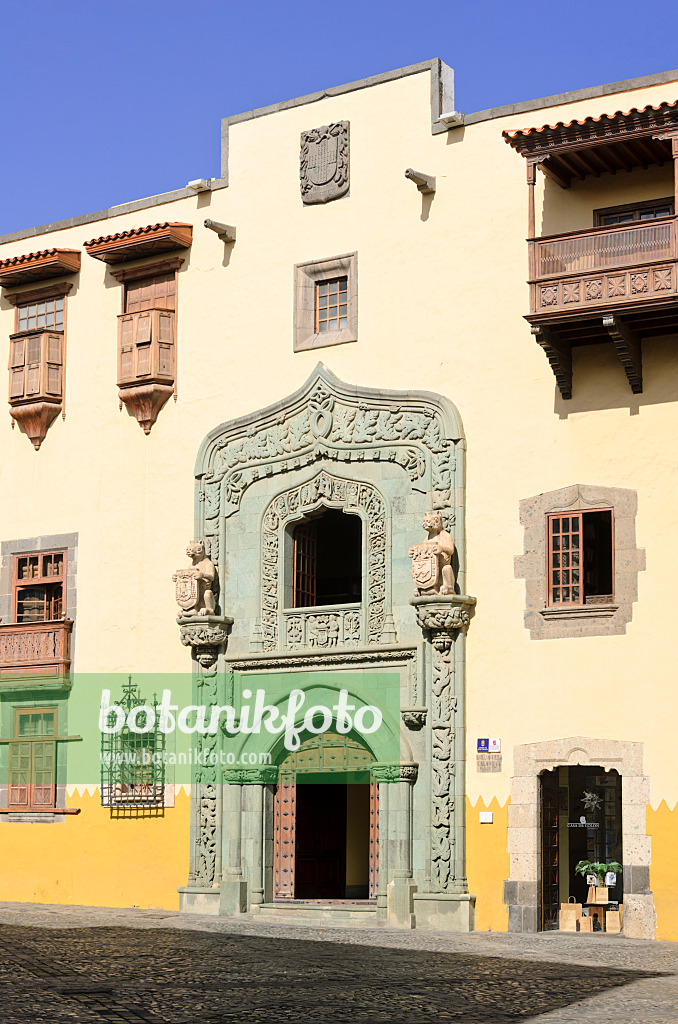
1 0 677 236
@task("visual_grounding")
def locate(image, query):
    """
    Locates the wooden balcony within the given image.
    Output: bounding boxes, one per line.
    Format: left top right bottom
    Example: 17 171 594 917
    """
529 217 678 320
0 620 73 679
527 217 678 398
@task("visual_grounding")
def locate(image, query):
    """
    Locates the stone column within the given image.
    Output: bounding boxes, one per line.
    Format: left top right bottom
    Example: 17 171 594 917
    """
219 782 248 915
372 762 419 928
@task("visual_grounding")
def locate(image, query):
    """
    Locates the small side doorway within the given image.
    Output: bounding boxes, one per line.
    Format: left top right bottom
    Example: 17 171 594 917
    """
540 766 623 930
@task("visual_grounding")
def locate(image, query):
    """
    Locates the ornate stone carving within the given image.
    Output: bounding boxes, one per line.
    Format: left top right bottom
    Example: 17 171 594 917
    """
262 471 388 651
431 636 454 890
179 615 233 670
196 366 463 525
227 648 416 670
409 511 455 596
173 541 216 616
401 707 428 730
300 122 349 204
370 762 419 783
411 595 476 634
194 783 218 886
284 607 362 650
222 765 279 785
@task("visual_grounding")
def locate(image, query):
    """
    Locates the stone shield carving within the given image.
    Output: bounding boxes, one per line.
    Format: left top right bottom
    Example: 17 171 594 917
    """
411 550 438 591
300 122 349 204
174 569 199 613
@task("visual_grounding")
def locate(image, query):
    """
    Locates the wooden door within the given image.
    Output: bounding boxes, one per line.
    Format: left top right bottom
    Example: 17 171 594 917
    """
273 778 296 899
541 769 560 930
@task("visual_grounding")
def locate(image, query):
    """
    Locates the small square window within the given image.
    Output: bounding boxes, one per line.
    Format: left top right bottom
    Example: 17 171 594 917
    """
294 253 357 352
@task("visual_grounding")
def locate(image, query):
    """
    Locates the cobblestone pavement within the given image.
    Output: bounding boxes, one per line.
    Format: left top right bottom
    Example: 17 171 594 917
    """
0 903 676 1023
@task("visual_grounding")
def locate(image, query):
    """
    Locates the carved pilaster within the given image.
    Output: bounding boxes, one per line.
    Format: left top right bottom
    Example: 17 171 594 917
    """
412 594 475 894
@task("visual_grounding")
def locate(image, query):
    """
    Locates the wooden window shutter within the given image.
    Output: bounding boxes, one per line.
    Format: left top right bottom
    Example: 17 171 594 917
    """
25 334 42 397
8 742 31 808
9 337 25 399
157 311 175 378
118 315 135 383
135 312 152 376
45 333 63 398
294 520 318 607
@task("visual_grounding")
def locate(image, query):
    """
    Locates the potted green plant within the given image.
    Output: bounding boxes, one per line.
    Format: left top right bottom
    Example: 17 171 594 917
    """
575 860 622 886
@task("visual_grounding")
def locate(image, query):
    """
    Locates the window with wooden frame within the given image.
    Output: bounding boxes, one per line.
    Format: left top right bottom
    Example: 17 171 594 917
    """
8 707 57 810
117 268 176 389
594 197 675 226
315 277 348 333
5 284 69 450
547 510 613 606
13 551 66 623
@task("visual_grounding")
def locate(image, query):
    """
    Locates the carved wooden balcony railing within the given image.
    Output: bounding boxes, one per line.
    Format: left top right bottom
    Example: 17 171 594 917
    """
529 217 677 318
0 620 73 678
283 605 363 650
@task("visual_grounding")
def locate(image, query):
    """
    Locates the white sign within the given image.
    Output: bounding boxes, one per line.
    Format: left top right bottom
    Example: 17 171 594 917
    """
489 737 501 753
479 811 493 824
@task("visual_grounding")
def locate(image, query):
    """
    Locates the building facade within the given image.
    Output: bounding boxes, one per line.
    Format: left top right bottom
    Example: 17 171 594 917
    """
0 58 677 939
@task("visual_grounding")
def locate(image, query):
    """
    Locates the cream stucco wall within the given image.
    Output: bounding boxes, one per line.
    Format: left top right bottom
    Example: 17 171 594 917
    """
1 64 678 919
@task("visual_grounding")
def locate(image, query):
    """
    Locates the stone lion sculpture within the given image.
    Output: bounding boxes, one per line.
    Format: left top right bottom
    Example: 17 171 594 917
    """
408 512 455 596
173 541 216 616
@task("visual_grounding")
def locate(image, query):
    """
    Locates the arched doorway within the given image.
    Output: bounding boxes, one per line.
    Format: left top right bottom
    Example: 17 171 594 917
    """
273 731 378 901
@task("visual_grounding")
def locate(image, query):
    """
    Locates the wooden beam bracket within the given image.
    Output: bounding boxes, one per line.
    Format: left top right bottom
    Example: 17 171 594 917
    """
536 156 571 190
603 315 643 394
531 325 572 399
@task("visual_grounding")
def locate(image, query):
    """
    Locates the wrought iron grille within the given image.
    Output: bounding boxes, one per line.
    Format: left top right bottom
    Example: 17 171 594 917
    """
100 677 165 809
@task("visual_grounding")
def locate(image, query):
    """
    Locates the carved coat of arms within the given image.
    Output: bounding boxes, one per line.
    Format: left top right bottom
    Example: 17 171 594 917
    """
410 550 439 592
174 569 199 613
300 122 350 204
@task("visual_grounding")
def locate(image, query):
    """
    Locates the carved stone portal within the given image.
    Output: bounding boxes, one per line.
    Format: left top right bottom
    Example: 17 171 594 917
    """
300 122 350 204
409 511 455 595
173 541 217 616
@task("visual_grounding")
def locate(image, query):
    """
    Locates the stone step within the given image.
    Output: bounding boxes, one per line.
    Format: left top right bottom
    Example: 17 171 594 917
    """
249 902 385 927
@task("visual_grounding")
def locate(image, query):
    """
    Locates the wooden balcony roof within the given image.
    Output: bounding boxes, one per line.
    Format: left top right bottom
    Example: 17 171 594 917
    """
503 100 678 187
84 222 192 265
0 248 81 287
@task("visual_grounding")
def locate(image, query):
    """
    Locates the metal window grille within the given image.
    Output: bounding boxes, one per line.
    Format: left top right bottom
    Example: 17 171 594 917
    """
100 678 165 809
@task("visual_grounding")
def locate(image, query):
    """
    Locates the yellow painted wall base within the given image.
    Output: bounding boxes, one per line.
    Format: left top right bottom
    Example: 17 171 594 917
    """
466 796 509 932
648 801 678 941
0 790 190 910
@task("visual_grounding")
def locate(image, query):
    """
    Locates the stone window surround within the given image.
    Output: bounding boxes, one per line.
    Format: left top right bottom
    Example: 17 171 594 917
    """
514 484 645 640
0 533 78 823
504 736 655 939
293 252 357 352
0 533 77 626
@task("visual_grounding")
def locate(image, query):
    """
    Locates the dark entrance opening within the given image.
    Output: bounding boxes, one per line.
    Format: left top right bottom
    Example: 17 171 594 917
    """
293 508 362 607
294 782 370 899
541 766 623 930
